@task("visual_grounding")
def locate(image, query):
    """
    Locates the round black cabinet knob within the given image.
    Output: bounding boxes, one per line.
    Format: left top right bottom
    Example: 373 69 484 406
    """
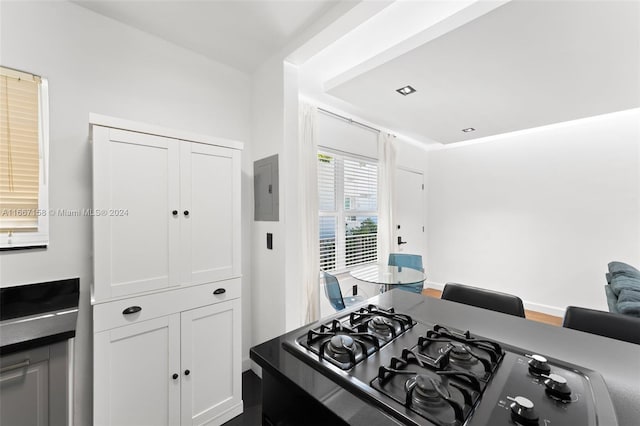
527 354 551 376
172 373 178 380
184 369 190 376
183 210 189 217
172 210 178 216
543 373 572 402
508 396 539 425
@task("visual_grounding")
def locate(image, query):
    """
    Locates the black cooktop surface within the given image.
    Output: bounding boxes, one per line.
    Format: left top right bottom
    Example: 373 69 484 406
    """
283 303 615 426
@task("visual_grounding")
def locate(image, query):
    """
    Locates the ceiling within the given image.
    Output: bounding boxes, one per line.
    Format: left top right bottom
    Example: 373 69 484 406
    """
73 0 342 72
73 0 640 145
326 0 640 144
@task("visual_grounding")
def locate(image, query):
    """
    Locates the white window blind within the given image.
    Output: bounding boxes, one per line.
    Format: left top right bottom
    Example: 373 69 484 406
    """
318 150 378 272
0 66 49 248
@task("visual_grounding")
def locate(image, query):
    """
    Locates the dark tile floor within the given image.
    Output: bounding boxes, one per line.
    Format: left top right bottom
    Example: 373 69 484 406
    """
222 370 263 426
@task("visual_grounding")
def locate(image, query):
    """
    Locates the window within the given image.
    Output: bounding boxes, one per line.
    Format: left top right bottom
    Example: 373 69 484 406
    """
0 66 49 249
318 150 378 272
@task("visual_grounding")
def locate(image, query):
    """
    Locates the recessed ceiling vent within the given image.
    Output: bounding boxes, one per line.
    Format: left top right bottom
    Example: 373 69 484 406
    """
396 85 416 96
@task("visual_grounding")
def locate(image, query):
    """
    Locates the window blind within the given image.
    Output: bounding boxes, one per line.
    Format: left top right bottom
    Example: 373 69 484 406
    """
0 67 41 232
318 150 378 272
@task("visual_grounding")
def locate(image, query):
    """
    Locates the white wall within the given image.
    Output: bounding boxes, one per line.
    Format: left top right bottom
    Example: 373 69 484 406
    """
0 2 251 425
250 56 287 345
317 111 378 158
426 109 640 315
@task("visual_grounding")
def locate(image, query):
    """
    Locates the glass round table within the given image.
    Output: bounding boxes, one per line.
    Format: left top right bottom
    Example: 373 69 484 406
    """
350 264 426 293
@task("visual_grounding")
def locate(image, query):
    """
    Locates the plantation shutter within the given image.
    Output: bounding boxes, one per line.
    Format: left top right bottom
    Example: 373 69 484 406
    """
0 66 41 232
318 150 378 272
343 157 378 267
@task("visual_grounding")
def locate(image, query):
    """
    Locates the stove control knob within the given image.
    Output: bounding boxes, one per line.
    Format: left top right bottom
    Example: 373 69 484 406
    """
527 354 551 376
543 373 572 402
507 396 539 425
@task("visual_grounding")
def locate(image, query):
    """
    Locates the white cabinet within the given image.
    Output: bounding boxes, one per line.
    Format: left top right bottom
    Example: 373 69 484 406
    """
180 300 242 425
92 123 241 302
91 115 243 426
94 299 242 426
94 315 181 426
180 143 241 287
93 127 181 300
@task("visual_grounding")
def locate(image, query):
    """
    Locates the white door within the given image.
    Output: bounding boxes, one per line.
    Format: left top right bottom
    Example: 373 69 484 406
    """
93 127 180 300
180 299 242 426
94 315 181 426
180 144 241 286
394 168 425 257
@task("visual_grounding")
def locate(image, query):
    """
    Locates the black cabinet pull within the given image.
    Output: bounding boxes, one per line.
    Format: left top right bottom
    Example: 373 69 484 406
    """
213 288 226 295
184 369 190 376
122 306 142 315
183 210 189 216
172 210 178 216
172 373 178 380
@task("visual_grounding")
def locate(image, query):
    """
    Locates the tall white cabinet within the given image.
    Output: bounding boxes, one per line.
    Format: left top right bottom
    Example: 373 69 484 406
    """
90 114 243 426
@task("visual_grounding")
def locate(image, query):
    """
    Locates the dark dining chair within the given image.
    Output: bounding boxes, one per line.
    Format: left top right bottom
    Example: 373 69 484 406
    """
441 282 526 318
322 270 365 311
562 306 640 345
388 253 424 294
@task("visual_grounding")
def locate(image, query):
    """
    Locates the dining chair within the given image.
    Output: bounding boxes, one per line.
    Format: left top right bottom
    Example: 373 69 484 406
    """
322 270 366 311
388 253 424 294
441 282 526 318
562 306 640 345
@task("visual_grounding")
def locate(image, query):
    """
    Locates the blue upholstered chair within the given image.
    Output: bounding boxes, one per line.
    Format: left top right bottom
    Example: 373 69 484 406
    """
388 253 424 294
322 271 366 311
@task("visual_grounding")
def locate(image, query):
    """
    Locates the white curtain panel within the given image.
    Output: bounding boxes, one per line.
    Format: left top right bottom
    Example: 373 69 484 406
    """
377 132 397 267
299 102 320 324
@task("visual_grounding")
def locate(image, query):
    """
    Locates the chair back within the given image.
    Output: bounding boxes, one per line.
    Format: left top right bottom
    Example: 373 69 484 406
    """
441 282 526 318
388 253 424 294
388 253 424 272
322 271 345 311
563 306 640 345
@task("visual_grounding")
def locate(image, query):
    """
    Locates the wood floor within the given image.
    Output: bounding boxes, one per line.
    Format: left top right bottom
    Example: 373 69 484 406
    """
422 288 563 326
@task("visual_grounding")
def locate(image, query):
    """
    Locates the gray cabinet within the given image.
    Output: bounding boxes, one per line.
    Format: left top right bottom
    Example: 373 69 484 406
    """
0 342 70 426
254 154 279 221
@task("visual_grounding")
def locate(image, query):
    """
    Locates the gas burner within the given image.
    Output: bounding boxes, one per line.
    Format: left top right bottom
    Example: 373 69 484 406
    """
372 349 480 426
415 325 504 380
446 343 475 364
328 335 355 353
368 316 395 333
325 335 361 363
409 374 448 407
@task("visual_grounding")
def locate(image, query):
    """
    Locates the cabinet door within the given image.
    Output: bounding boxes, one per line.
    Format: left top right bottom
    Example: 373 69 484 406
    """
94 315 180 426
180 299 242 425
93 127 180 300
180 144 241 286
0 348 49 426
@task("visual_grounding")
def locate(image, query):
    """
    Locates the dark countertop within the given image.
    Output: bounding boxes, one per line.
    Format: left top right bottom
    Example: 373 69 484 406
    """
250 289 640 426
0 278 79 355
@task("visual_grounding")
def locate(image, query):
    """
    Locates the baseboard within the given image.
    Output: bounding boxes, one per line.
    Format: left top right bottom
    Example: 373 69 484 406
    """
213 402 244 425
424 281 565 318
242 357 252 372
250 361 262 379
522 301 565 318
425 281 445 291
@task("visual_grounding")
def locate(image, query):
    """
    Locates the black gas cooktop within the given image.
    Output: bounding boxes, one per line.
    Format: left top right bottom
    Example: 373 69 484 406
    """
282 303 617 426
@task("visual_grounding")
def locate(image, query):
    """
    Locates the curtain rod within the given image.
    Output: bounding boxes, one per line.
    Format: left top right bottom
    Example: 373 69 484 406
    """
317 107 381 134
